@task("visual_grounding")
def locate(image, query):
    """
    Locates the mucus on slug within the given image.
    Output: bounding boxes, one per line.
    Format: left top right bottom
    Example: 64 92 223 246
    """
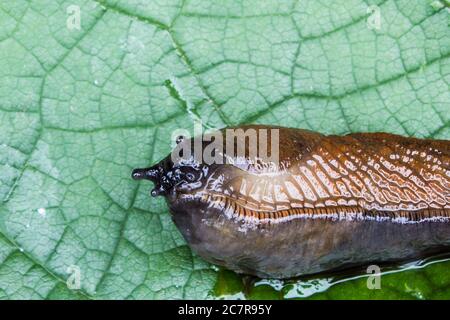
132 125 450 278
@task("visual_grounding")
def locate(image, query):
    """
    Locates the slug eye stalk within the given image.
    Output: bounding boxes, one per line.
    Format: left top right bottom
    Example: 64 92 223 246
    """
132 165 170 196
131 166 160 182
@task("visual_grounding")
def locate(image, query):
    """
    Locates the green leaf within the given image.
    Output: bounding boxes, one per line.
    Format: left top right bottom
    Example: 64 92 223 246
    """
0 0 449 299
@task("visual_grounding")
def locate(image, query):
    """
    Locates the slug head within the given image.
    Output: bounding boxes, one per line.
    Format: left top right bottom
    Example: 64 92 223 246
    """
131 135 211 198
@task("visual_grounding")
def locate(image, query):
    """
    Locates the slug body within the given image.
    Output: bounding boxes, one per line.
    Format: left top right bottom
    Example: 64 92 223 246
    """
132 126 450 278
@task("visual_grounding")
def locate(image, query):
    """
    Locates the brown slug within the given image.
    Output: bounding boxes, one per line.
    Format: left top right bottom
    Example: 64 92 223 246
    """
132 125 450 278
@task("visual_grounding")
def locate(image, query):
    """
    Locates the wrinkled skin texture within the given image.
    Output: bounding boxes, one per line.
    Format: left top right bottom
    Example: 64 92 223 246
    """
133 125 450 278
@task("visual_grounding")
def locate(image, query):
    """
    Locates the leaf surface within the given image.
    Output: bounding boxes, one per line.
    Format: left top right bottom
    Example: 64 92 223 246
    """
0 0 449 299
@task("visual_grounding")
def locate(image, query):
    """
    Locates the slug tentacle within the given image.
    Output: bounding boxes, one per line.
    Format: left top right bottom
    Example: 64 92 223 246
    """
132 126 450 278
131 166 160 181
